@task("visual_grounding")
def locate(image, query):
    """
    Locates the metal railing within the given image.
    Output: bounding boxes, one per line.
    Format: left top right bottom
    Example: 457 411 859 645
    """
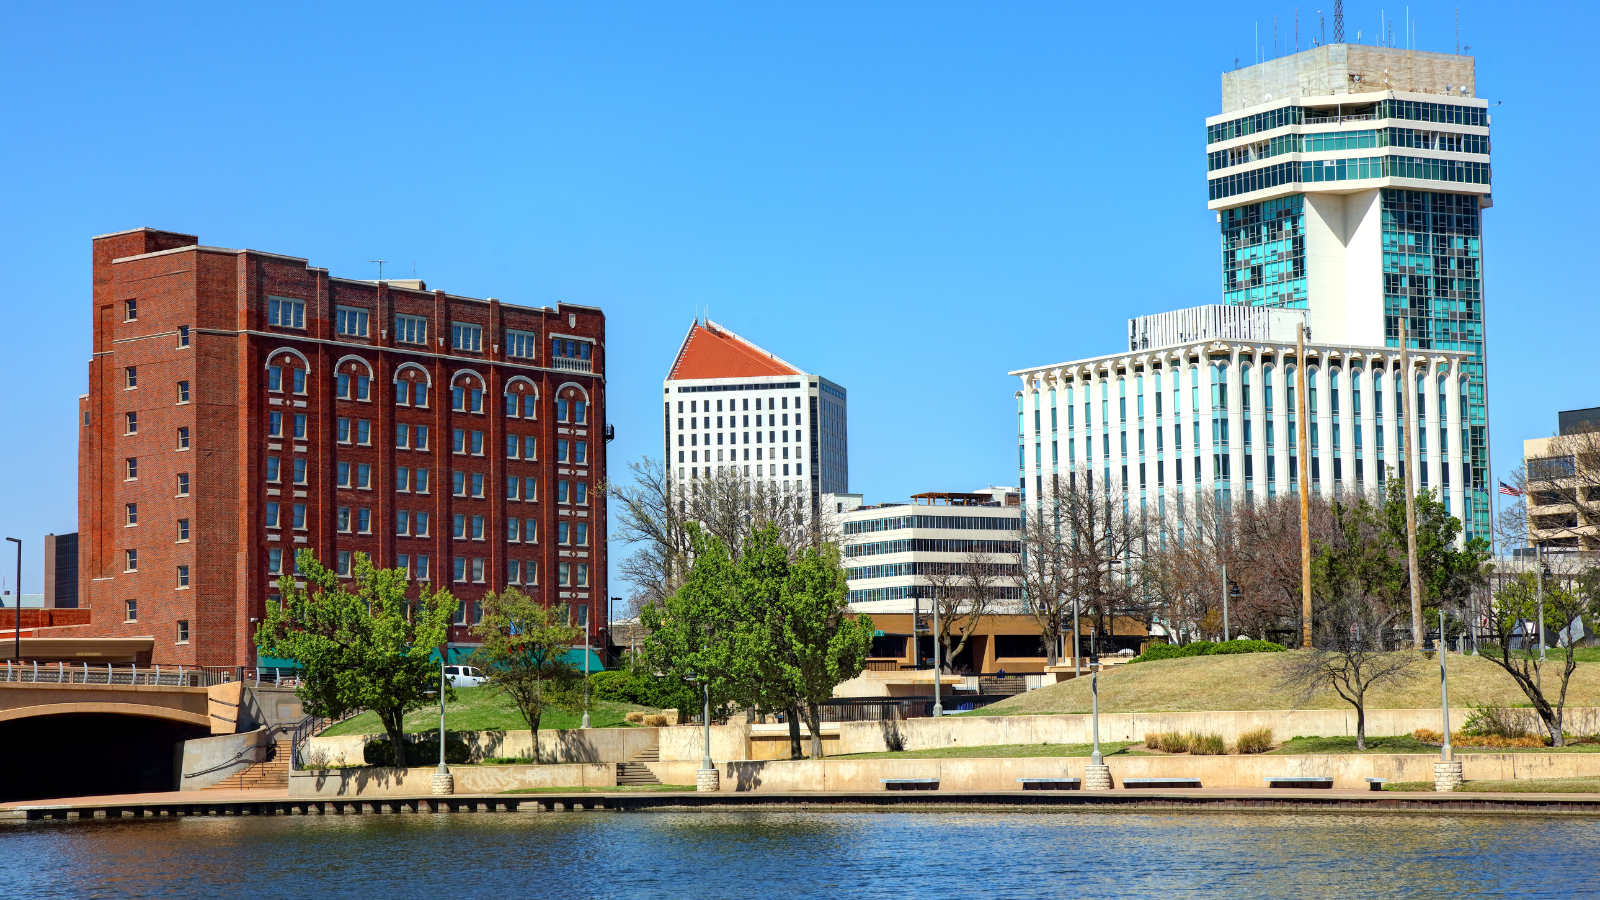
1303 113 1378 124
816 695 1010 722
0 661 302 688
288 708 365 771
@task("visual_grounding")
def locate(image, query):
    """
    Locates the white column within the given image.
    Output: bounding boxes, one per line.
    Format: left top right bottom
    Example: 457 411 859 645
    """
1331 359 1351 495
1425 357 1444 500
1358 357 1378 498
1247 348 1265 504
1380 356 1399 485
1087 366 1102 491
1226 346 1244 502
1142 357 1160 496
1271 349 1290 500
1197 354 1215 495
1313 355 1334 501
1446 356 1465 528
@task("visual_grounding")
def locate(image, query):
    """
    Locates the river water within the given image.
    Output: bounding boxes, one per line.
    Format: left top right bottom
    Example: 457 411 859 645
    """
3 810 1594 898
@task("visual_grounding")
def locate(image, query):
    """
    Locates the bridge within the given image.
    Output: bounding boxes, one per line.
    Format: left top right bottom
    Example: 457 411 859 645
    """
0 664 299 802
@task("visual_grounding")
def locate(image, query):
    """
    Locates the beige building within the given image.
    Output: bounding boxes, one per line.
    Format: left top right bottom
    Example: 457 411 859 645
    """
1522 407 1600 551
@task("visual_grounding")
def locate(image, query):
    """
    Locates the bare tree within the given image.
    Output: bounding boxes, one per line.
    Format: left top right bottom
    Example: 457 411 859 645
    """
1478 562 1598 746
604 456 835 613
922 550 1010 673
1521 426 1600 551
1278 598 1417 749
1022 466 1148 665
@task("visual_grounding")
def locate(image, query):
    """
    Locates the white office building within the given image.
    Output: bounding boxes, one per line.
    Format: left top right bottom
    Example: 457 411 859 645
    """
832 489 1021 606
1012 304 1473 521
663 319 848 512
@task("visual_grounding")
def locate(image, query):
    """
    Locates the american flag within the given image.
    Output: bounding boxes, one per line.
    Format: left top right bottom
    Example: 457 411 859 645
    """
1499 481 1524 497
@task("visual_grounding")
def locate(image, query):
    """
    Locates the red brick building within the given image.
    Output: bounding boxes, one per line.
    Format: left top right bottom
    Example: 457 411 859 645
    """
67 228 607 666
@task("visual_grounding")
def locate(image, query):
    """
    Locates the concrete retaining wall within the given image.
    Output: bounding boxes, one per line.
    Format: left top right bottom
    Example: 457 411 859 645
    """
179 727 273 791
289 763 616 797
657 723 751 763
304 727 663 766
832 707 1600 756
724 751 1600 793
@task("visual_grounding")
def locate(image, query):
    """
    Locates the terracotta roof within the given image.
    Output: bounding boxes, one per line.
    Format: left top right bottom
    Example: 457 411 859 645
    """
667 320 802 380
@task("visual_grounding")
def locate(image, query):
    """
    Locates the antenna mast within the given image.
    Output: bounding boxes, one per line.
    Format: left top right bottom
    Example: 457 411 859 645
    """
1334 0 1344 43
368 259 387 281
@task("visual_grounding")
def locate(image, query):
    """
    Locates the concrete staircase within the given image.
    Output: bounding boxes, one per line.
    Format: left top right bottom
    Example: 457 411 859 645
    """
616 743 661 786
205 740 290 791
977 676 1028 697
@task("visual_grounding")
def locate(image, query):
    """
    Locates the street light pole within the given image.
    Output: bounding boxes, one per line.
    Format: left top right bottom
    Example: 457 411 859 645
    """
1536 545 1546 662
1072 595 1081 679
932 595 943 717
438 654 447 775
1221 562 1230 642
1439 607 1452 762
5 538 20 663
700 681 713 771
581 632 591 729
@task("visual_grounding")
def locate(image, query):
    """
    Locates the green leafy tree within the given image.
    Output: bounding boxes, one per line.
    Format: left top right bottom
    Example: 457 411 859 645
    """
639 524 744 731
1379 477 1491 628
470 589 584 755
1480 567 1598 746
255 550 456 768
767 541 874 759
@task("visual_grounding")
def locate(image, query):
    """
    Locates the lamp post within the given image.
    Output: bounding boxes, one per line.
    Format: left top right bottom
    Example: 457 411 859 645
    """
932 595 943 718
1072 595 1082 679
581 628 591 729
429 650 452 795
1536 546 1548 662
1084 626 1111 790
687 671 718 792
4 538 19 663
1434 607 1463 791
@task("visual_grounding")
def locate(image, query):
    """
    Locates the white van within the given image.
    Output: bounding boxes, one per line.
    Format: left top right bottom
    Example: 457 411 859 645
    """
443 665 486 687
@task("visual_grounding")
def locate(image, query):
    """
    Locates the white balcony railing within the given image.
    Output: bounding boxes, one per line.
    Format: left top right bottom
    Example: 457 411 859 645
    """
551 356 593 373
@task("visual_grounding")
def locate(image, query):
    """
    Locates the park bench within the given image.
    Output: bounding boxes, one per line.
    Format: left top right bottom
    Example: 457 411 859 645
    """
1366 777 1387 791
1016 778 1080 791
881 778 939 791
1264 776 1334 789
1122 777 1203 788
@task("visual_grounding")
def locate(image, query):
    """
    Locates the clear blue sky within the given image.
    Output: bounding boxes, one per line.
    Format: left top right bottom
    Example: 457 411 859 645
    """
1 1 1594 596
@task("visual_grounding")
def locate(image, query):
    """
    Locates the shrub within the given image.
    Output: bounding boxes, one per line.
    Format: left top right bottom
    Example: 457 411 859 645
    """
363 735 471 767
1188 733 1227 756
1411 728 1545 749
1462 704 1535 739
1128 639 1286 664
1234 727 1274 754
1144 733 1164 750
1156 732 1191 754
625 710 647 724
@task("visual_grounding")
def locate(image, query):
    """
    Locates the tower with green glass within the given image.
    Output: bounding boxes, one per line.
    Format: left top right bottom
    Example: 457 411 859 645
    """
1206 43 1491 542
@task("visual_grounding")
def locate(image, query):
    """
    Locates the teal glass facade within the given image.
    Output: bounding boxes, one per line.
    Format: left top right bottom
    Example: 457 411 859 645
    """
1221 195 1307 309
1382 188 1489 539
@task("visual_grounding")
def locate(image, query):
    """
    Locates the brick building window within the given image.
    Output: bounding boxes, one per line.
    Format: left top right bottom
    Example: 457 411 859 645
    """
125 549 138 572
176 565 189 589
357 463 371 489
268 548 283 574
558 561 569 586
293 368 307 395
177 427 190 450
452 473 466 497
473 558 486 583
337 551 352 577
267 457 281 482
574 564 589 587
337 507 351 532
557 480 569 504
266 502 281 528
292 503 306 529
293 458 308 485
452 323 482 352
177 325 190 348
268 412 282 438
507 519 520 542
293 414 306 440
125 599 138 621
524 436 537 460
338 418 351 443
396 314 427 345
524 560 538 584
357 508 371 534
357 420 370 445
471 515 484 540
267 366 282 392
523 476 537 501
125 503 138 526
268 296 306 329
505 435 518 459
471 431 484 455
176 620 189 643
176 473 189 497
508 560 521 583
574 523 589 546
571 604 589 629
398 554 411 578
415 512 429 537
472 473 485 498
524 519 538 542
177 381 190 403
124 299 138 321
506 329 538 360
558 521 569 545
452 385 484 413
415 469 430 493
397 380 429 407
453 514 466 538
416 554 430 581
176 518 189 541
336 306 370 338
452 429 465 454
397 424 410 449
453 557 467 582
397 511 410 535
506 476 519 500
125 366 138 389
396 467 410 491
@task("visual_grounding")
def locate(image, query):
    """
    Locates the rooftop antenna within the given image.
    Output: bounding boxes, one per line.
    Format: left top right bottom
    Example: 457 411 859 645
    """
1334 0 1343 43
1319 9 1325 45
1295 8 1300 52
1274 16 1279 59
1455 8 1459 55
369 259 387 281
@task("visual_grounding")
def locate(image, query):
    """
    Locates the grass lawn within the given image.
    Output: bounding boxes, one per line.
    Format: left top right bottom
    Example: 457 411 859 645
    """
500 785 695 794
833 741 1139 760
1386 777 1600 793
979 652 1600 716
321 687 652 736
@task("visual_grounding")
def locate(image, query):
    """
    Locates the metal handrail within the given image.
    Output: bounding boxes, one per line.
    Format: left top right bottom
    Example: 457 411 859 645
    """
288 708 364 771
0 660 303 688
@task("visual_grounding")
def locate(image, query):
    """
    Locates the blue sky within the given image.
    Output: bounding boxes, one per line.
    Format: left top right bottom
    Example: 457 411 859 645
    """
1 1 1594 597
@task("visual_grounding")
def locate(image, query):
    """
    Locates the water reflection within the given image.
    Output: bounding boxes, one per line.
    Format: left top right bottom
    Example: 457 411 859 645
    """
2 811 1595 899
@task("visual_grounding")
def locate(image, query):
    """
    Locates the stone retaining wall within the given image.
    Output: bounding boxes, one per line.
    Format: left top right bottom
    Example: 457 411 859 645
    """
289 763 616 797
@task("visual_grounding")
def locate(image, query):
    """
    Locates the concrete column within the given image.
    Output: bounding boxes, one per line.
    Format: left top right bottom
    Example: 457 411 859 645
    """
1380 357 1400 486
1226 346 1244 504
1359 357 1378 498
1314 355 1334 501
1423 358 1443 499
1247 349 1265 504
1446 357 1466 528
1198 356 1215 496
1271 351 1290 501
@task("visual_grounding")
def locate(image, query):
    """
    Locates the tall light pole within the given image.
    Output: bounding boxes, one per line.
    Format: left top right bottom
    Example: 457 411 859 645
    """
1400 342 1425 649
932 595 943 717
1296 325 1312 649
1438 607 1452 762
1536 547 1547 662
5 538 20 663
1221 562 1230 642
700 680 713 771
581 629 592 729
1089 627 1103 767
1072 595 1082 679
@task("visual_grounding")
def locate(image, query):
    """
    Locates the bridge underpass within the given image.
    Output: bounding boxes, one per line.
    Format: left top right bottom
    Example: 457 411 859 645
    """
0 677 222 802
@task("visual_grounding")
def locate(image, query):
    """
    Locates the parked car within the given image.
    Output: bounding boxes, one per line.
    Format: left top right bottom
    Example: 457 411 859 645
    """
443 665 486 687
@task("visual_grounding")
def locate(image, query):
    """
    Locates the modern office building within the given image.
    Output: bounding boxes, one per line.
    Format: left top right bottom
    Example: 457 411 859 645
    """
51 228 608 666
1522 407 1600 552
663 319 848 514
1207 43 1492 542
1012 303 1474 519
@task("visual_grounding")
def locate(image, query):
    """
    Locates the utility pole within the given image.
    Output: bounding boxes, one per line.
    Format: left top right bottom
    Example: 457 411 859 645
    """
1400 342 1424 649
1333 0 1344 43
1296 325 1312 649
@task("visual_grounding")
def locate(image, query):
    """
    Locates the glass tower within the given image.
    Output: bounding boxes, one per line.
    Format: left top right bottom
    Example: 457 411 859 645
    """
1205 44 1491 542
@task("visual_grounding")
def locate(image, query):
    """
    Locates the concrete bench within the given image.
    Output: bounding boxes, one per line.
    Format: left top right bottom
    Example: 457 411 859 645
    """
1016 778 1080 791
1123 777 1203 788
1366 777 1386 792
1264 776 1334 789
881 778 939 792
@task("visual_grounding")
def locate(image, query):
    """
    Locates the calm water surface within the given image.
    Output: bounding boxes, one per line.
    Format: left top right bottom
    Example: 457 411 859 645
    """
2 810 1594 899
